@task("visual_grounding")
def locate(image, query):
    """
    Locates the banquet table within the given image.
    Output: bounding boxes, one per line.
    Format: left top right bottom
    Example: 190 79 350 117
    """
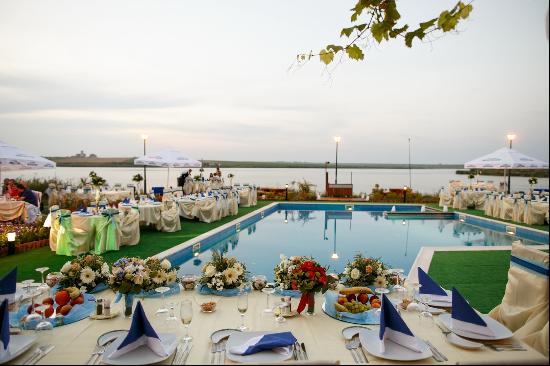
0 199 27 221
100 190 133 202
452 190 487 210
8 289 548 365
134 202 163 226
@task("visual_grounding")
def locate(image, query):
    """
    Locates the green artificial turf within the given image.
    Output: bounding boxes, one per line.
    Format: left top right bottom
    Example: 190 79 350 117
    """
426 203 549 232
428 250 512 314
0 201 273 282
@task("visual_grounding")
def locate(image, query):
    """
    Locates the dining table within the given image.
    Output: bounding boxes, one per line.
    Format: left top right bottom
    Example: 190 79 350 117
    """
0 199 27 222
7 288 548 365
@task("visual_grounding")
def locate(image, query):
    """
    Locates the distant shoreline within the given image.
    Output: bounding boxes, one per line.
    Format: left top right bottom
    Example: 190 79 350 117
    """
47 156 463 169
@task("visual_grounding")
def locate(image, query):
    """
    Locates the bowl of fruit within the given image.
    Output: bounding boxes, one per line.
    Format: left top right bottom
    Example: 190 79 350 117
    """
323 287 381 325
16 287 96 329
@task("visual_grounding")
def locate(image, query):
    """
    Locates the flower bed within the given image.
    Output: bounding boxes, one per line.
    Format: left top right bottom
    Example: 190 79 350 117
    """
0 220 50 256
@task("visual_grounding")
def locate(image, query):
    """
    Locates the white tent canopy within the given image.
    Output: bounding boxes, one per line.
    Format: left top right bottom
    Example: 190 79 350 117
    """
464 147 549 169
134 148 202 188
0 140 56 184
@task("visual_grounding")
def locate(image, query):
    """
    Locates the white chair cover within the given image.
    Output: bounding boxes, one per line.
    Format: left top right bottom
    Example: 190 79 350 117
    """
119 207 140 246
156 201 181 232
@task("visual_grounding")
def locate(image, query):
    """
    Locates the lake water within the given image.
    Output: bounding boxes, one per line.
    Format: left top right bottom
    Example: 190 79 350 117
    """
3 167 548 194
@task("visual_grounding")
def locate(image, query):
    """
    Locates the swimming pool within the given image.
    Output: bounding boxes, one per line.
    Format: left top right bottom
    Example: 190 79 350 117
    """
168 203 548 279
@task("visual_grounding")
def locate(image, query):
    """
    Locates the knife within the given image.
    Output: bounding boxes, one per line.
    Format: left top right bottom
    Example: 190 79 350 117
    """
30 345 56 365
301 342 309 360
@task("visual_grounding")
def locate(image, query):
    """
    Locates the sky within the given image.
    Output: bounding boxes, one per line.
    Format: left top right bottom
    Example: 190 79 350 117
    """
0 0 548 164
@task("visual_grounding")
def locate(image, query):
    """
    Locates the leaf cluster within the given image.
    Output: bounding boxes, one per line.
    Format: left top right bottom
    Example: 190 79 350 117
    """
305 0 473 65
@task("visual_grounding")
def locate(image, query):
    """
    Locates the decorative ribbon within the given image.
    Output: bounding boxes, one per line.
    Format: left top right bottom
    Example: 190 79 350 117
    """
297 292 314 314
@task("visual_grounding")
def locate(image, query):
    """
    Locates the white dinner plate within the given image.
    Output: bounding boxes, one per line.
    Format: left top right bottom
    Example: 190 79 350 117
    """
225 331 294 364
446 333 483 350
101 333 178 365
439 313 513 341
0 335 37 365
359 329 432 361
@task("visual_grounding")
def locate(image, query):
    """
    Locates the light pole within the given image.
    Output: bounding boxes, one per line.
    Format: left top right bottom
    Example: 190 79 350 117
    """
285 183 289 201
403 185 408 203
141 134 148 194
331 219 338 260
334 136 341 184
506 134 516 194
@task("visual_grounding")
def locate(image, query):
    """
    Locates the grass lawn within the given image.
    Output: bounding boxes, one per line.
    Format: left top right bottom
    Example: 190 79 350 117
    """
426 203 549 232
0 201 273 282
428 250 511 314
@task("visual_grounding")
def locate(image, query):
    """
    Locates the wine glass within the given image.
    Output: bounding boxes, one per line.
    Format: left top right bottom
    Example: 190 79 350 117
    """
180 300 193 341
237 291 248 331
374 288 390 315
274 301 287 324
261 283 276 313
164 302 179 330
35 267 49 290
46 272 62 297
22 279 35 294
155 286 170 316
35 305 54 331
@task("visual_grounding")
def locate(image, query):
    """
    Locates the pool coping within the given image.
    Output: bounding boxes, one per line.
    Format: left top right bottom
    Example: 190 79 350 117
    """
155 201 549 266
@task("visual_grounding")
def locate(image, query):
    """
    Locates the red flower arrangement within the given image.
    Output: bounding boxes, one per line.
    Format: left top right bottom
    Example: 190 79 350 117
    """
290 258 333 314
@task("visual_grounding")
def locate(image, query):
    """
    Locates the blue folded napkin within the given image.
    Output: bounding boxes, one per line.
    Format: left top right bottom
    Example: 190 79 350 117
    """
418 268 449 301
0 300 9 352
122 198 130 204
229 332 297 356
109 301 167 359
451 288 493 336
379 294 420 353
0 268 16 304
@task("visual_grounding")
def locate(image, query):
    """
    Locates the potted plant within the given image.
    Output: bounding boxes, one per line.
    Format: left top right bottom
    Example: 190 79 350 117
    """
227 173 234 186
132 173 144 195
289 258 333 315
198 251 249 296
528 177 538 195
340 254 393 289
59 254 111 293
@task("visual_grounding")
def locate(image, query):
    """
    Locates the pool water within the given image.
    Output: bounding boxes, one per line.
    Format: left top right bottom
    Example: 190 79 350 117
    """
175 209 545 279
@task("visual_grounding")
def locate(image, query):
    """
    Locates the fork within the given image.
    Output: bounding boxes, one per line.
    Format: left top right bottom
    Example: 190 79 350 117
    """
352 335 368 363
22 344 53 365
210 342 218 364
218 339 228 364
345 338 361 364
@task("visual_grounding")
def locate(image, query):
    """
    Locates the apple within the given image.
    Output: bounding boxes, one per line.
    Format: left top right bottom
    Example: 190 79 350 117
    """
42 297 54 306
346 294 356 302
59 304 73 316
26 303 41 314
357 293 369 304
55 290 70 306
337 297 347 305
371 302 381 309
44 306 55 318
369 295 379 304
70 295 84 306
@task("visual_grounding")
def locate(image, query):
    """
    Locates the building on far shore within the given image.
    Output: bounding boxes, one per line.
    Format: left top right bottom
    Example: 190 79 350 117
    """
72 150 97 158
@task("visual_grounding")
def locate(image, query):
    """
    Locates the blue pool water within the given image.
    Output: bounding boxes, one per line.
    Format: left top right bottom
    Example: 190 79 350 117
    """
174 208 547 279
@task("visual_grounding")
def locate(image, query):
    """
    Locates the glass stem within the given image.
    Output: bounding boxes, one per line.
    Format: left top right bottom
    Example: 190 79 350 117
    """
241 314 244 328
185 324 189 338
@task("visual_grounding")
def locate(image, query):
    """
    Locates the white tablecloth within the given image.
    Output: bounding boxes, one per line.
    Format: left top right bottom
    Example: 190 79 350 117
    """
8 288 548 365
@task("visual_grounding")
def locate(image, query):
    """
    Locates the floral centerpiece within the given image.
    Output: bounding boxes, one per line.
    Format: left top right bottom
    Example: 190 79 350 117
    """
528 177 538 194
340 254 392 289
288 258 332 315
58 254 110 293
144 257 178 288
273 255 305 297
198 251 248 295
108 257 154 316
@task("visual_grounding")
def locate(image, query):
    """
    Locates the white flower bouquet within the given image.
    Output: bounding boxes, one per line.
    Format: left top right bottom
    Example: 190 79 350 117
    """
59 254 111 293
108 257 155 294
144 257 179 287
340 254 393 288
198 251 248 295
274 255 305 290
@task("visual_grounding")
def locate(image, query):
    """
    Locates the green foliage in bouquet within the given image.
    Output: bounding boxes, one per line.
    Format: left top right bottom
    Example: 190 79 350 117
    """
340 253 393 288
59 254 110 292
199 251 248 291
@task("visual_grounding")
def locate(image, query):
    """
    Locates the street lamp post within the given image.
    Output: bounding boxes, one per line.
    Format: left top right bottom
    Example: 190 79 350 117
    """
334 136 341 184
285 183 289 201
331 219 338 260
403 185 408 203
506 134 516 194
141 134 149 194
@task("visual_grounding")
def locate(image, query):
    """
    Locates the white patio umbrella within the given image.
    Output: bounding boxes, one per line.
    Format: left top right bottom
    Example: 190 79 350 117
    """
134 148 202 188
0 140 56 186
464 147 548 192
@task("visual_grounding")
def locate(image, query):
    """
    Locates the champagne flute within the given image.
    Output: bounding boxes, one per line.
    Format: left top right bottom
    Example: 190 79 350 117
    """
261 283 276 313
180 300 193 341
237 291 248 331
